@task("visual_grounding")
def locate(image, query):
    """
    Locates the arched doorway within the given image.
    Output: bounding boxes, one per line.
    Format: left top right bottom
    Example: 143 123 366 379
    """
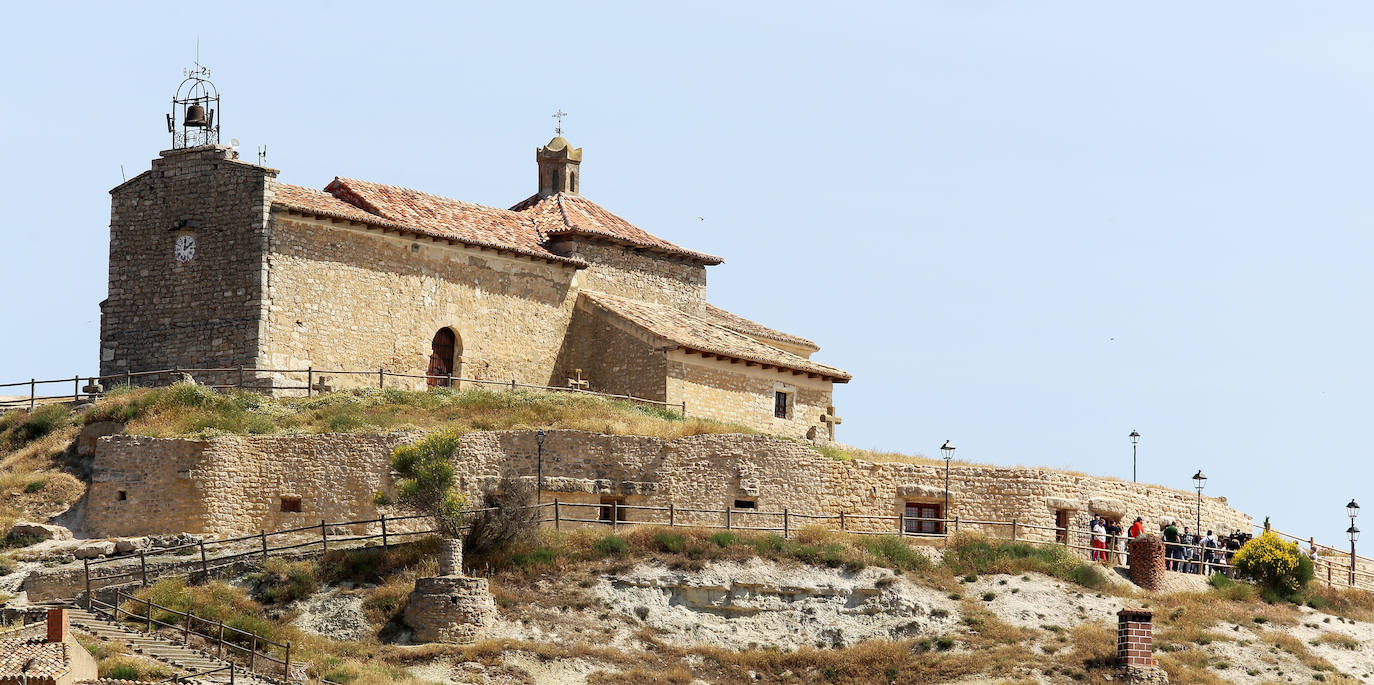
427 328 460 388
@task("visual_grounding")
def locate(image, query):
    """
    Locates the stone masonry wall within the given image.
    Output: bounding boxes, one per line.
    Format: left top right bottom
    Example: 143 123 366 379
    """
554 298 669 400
561 239 707 315
262 214 580 389
668 352 834 439
87 430 1251 540
100 146 276 377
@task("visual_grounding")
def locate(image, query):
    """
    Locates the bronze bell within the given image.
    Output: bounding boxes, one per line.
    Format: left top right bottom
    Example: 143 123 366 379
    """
183 103 208 128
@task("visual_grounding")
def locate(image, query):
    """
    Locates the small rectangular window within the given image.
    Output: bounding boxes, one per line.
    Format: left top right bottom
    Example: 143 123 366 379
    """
599 496 627 522
774 391 789 419
280 497 302 513
733 499 757 509
117 491 128 501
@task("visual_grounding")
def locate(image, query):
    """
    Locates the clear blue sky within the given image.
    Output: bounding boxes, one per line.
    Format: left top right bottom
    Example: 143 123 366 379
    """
1 2 1370 546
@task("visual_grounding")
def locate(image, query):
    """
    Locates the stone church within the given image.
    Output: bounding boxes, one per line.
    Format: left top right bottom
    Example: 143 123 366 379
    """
99 97 850 439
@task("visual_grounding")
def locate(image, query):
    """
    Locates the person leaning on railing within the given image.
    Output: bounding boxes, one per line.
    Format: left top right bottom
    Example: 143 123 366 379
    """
1162 521 1181 571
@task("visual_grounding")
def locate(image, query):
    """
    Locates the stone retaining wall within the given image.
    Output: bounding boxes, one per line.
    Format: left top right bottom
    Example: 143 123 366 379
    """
86 430 1252 540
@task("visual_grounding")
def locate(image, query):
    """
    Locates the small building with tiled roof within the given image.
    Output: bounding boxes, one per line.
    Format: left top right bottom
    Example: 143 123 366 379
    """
100 123 849 442
0 609 97 685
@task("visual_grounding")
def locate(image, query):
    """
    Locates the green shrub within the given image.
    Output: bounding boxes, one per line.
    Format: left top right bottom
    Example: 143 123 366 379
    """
389 433 466 538
864 535 932 572
251 559 319 604
1233 531 1314 595
653 531 687 553
944 534 1107 590
1 404 72 448
593 534 629 557
23 479 44 493
710 532 739 548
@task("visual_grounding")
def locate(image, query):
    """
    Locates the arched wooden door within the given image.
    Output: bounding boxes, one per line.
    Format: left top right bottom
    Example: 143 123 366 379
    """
427 328 458 388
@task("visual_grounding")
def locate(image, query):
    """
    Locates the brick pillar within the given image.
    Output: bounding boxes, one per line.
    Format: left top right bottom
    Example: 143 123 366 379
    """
1128 535 1166 592
1117 608 1155 667
46 607 68 643
438 538 463 577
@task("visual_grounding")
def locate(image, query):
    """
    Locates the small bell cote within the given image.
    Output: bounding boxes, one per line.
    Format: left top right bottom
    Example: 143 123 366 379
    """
536 136 582 196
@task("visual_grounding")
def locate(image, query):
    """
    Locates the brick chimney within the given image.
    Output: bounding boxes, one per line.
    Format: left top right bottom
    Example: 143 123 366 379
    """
1117 608 1155 667
47 607 68 643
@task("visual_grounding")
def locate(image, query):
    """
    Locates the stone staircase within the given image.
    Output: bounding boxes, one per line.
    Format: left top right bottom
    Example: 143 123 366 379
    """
64 605 282 684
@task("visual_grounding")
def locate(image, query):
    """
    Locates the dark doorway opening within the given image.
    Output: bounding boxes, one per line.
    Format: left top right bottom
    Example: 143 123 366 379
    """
428 328 459 388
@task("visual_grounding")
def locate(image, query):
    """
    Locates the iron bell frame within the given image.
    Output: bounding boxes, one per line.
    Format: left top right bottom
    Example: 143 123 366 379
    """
167 65 220 149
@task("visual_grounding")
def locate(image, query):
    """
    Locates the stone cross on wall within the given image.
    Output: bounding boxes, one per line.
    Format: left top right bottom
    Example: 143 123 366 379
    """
567 368 589 391
312 376 333 394
820 406 842 440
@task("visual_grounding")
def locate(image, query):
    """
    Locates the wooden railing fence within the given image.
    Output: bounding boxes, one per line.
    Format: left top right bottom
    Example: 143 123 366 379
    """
0 365 687 416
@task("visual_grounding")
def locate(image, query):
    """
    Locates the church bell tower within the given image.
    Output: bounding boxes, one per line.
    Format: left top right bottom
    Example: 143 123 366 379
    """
536 135 582 196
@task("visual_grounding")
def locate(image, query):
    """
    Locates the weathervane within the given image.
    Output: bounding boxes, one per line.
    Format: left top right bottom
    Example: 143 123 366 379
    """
552 109 567 135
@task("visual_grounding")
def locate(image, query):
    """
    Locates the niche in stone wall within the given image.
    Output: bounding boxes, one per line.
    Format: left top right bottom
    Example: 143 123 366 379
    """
280 496 302 513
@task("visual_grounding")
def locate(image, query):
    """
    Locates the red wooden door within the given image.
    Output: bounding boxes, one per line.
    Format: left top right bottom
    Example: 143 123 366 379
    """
428 329 456 387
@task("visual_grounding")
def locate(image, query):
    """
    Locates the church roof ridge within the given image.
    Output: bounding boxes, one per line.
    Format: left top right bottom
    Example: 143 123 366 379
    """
511 192 724 265
703 303 820 351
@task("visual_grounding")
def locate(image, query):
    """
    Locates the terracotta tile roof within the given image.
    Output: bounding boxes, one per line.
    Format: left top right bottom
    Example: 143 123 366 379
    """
510 193 723 265
581 291 850 382
270 181 585 267
0 637 68 679
703 304 819 352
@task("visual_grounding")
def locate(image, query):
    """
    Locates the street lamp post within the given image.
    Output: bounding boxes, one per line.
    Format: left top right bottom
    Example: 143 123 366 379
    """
1192 470 1207 545
1348 499 1360 586
941 440 955 535
535 429 547 505
1129 430 1140 483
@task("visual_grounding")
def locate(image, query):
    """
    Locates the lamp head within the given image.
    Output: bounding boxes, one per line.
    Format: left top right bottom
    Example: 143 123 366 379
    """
1349 524 1361 543
940 440 955 461
1129 430 1140 445
536 429 546 446
1192 470 1207 488
1349 499 1361 520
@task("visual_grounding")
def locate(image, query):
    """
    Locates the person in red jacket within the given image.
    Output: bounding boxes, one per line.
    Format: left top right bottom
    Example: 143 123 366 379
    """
1128 516 1144 538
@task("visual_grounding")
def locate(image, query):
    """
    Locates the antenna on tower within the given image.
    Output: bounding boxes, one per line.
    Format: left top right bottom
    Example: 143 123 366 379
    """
258 145 268 165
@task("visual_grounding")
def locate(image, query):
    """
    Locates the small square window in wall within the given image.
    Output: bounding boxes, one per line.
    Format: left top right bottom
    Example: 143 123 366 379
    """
774 391 790 419
117 491 127 501
280 497 302 513
733 499 757 509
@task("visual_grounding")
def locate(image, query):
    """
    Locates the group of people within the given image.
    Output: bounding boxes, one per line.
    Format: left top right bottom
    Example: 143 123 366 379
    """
1084 515 1249 575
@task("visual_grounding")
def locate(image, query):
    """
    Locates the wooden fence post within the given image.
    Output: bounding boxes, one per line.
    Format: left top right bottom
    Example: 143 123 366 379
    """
250 634 257 671
83 559 91 610
668 502 675 528
74 375 80 402
320 520 328 553
681 401 687 417
511 378 517 392
553 499 561 530
725 507 732 530
380 514 389 549
217 620 225 658
378 368 384 389
954 516 960 536
285 642 291 680
200 540 208 580
611 501 619 531
146 597 153 633
125 369 132 388
307 367 313 397
898 509 905 536
840 511 846 532
1011 518 1018 541
238 366 245 389
783 508 790 539
114 589 122 620
260 531 267 561
183 611 191 645
29 378 35 411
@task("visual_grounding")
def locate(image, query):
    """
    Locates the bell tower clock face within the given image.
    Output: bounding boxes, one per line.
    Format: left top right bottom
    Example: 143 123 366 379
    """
174 233 197 263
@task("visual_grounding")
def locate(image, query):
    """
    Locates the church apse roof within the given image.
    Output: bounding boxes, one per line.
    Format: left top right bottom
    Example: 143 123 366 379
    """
703 303 820 353
580 291 850 382
510 193 723 265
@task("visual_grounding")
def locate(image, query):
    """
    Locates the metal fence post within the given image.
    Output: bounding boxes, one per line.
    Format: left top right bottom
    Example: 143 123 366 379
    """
783 508 790 539
380 514 389 549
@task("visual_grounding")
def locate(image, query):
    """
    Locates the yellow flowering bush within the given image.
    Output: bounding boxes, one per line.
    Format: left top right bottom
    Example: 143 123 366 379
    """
1232 531 1314 594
